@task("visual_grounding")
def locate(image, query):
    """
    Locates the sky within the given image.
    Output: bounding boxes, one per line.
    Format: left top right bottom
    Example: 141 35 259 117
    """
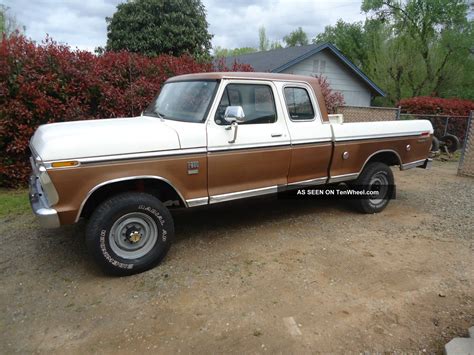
2 0 366 52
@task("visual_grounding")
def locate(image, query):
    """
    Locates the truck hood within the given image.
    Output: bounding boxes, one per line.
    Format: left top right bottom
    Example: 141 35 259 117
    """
30 116 181 161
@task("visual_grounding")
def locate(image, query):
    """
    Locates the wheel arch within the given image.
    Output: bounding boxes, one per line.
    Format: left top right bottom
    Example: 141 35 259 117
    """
360 149 402 173
76 176 187 222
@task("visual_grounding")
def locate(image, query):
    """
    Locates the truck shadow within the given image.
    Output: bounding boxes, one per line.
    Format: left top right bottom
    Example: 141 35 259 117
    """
172 197 354 243
21 197 353 277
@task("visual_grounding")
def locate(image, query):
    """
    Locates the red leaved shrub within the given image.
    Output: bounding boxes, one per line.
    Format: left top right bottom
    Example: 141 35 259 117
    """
399 96 474 116
314 75 345 114
0 35 252 187
398 96 474 143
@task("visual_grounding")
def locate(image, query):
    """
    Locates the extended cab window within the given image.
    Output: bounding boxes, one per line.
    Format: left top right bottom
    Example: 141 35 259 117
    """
284 87 315 120
215 84 277 125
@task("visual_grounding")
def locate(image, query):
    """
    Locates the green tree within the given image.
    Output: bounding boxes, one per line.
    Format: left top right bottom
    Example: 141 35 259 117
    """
362 0 473 101
213 46 257 57
270 40 283 50
314 1 473 104
106 0 213 58
283 27 309 47
259 26 270 51
0 6 5 34
0 5 24 36
314 20 368 66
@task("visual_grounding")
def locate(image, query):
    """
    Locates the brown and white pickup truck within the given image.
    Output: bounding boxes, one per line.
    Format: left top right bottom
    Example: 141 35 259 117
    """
29 72 433 275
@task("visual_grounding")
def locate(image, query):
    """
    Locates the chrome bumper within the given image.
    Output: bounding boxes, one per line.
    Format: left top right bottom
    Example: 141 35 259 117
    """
29 174 60 228
418 158 432 169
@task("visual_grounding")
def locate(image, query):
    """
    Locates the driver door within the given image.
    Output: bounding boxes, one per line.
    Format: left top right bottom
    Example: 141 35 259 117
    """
206 80 291 202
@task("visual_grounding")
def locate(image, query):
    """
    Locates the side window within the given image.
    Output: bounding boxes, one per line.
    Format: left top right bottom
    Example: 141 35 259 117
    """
215 84 277 125
284 87 315 121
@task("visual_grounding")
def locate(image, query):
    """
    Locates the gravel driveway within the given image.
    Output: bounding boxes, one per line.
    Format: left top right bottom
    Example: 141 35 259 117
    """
0 161 473 353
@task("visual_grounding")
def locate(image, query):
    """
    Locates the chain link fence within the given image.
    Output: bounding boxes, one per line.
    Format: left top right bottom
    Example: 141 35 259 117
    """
398 113 470 143
333 106 473 177
458 111 474 177
399 111 473 177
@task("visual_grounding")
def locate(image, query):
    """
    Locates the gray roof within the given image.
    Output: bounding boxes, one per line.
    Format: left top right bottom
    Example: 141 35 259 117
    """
224 44 319 72
222 42 385 97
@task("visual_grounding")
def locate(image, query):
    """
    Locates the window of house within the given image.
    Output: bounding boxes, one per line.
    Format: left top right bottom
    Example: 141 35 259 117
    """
215 84 277 125
312 59 326 74
284 87 315 121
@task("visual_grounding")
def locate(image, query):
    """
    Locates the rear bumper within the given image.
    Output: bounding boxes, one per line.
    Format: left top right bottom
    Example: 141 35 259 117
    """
418 158 432 169
29 174 60 228
401 158 432 170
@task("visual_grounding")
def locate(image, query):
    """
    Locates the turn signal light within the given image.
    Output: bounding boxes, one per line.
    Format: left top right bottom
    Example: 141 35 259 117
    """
51 161 79 168
420 131 430 137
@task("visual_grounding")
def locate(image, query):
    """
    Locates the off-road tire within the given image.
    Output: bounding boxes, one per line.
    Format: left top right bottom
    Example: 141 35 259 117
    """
85 192 174 276
351 162 394 214
440 134 460 153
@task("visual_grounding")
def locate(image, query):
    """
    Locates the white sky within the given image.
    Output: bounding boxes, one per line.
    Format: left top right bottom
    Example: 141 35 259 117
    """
2 0 366 52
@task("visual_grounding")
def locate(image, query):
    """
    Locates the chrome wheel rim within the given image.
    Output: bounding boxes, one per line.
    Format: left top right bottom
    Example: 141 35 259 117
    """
109 212 158 259
368 172 389 205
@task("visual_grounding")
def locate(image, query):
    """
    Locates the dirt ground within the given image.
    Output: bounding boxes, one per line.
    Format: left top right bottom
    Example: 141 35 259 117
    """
1 161 473 354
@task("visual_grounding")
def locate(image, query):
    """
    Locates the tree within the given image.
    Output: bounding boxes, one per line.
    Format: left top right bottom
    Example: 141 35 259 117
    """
0 6 5 34
283 27 309 47
270 41 283 50
259 26 270 51
0 5 24 36
313 20 368 66
313 1 473 104
362 0 473 101
213 46 257 57
106 0 212 58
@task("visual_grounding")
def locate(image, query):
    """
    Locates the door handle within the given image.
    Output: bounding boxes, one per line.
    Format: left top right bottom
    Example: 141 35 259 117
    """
271 133 282 137
227 122 239 143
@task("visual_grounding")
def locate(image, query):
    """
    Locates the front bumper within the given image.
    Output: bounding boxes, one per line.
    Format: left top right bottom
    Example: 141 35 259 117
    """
29 174 60 228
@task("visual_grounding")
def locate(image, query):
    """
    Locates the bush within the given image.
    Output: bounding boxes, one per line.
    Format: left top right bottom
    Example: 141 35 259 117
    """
399 96 474 143
0 35 252 187
399 97 474 116
314 75 345 114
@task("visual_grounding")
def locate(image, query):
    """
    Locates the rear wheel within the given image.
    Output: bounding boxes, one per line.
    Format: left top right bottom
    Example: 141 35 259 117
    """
351 162 394 214
85 192 174 276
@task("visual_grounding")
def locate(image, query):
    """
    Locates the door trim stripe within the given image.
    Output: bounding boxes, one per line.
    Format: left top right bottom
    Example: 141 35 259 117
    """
209 185 278 204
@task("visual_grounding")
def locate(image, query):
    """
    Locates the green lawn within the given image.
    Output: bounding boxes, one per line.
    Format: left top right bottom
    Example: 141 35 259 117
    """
0 189 30 218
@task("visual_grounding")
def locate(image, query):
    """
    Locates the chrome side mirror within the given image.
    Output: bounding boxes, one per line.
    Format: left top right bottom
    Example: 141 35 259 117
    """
224 106 245 124
223 106 244 143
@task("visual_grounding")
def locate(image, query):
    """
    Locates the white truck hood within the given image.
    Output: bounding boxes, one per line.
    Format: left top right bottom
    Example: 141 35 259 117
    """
30 116 181 161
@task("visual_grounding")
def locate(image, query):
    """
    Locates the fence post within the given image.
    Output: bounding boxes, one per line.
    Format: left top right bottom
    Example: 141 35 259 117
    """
396 106 401 120
444 117 450 136
458 110 473 176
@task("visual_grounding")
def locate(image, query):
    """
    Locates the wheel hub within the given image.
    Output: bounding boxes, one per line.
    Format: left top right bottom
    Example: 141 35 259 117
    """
368 172 389 205
109 212 159 260
128 230 142 244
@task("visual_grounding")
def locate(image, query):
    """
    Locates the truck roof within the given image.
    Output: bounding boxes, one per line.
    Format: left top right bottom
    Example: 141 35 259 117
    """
166 72 329 121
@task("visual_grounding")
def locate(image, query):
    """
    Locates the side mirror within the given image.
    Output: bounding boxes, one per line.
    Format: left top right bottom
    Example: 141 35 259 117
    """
224 106 245 124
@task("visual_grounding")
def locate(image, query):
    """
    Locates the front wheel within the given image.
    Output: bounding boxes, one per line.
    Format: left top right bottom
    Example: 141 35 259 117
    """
351 162 395 214
85 192 174 276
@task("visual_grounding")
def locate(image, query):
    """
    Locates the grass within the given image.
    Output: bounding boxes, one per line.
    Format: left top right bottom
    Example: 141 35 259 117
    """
0 189 30 218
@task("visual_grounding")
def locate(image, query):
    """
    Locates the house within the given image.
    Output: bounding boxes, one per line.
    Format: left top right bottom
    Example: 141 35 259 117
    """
223 42 385 107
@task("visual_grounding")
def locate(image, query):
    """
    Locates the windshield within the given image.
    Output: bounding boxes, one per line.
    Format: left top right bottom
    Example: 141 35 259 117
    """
144 80 218 123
